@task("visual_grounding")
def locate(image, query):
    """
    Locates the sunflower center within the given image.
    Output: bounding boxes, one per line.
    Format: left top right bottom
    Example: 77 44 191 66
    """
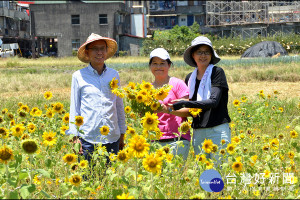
135 142 144 151
146 118 153 125
0 129 5 134
16 127 21 132
0 150 12 160
235 164 240 168
118 152 126 160
46 136 53 141
73 177 80 183
148 159 157 168
67 156 75 162
229 146 233 151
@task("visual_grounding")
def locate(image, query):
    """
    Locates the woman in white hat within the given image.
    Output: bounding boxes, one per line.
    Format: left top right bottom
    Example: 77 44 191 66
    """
66 33 126 167
171 36 231 167
149 48 191 161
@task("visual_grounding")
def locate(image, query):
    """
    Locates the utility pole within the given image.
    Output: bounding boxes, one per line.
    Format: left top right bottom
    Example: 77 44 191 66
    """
30 10 36 59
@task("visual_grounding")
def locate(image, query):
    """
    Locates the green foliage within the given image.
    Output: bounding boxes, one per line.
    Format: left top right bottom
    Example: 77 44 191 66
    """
141 22 300 56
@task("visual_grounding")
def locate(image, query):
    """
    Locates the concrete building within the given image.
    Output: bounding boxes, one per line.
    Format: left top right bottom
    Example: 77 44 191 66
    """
0 1 31 56
29 1 131 57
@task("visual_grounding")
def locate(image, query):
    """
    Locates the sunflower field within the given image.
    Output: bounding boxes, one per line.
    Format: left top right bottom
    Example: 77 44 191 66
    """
0 56 299 199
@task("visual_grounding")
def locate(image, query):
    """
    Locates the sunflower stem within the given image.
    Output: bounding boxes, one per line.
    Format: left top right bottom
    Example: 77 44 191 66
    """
5 164 9 199
29 155 33 185
135 158 138 188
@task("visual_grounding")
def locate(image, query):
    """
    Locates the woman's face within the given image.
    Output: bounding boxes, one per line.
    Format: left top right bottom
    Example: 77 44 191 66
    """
149 57 170 79
192 45 212 68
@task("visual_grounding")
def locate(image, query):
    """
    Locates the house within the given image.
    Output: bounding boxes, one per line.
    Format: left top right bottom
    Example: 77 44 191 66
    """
29 1 132 57
0 1 31 57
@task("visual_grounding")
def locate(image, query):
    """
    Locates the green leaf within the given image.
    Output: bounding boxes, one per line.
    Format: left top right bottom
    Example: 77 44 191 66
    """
36 169 51 178
7 177 17 187
9 190 19 199
110 173 118 181
63 190 76 197
19 172 28 180
40 190 51 198
45 158 52 168
20 184 36 199
121 176 129 185
154 185 165 199
74 142 81 154
112 189 122 199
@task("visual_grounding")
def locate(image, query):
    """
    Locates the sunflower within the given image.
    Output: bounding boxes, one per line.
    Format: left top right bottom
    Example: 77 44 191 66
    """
205 161 214 169
69 174 82 186
143 153 163 174
100 125 110 136
212 144 218 153
70 163 79 171
63 153 78 165
262 144 269 151
60 125 69 135
290 130 298 138
232 161 243 172
18 102 23 107
270 138 279 150
278 133 284 139
196 154 206 163
21 139 39 154
128 135 150 158
7 113 14 121
52 102 64 113
117 149 130 163
155 148 166 159
0 145 14 164
140 81 153 90
46 109 54 118
241 96 247 102
226 143 235 155
264 170 271 178
202 139 213 153
154 88 168 100
165 153 173 163
79 160 89 169
109 153 117 162
1 108 8 114
288 151 295 159
0 127 9 139
126 127 136 136
44 91 53 100
116 192 135 199
141 112 159 131
189 108 202 117
130 112 136 120
219 149 226 155
30 107 39 116
11 124 25 137
18 110 27 118
42 131 57 146
231 136 240 145
124 106 131 113
27 123 36 133
278 107 284 112
179 121 191 133
150 102 160 111
75 116 84 127
136 94 146 103
35 109 42 117
233 99 240 106
20 105 30 112
127 82 136 90
21 133 30 140
10 120 15 126
110 77 119 89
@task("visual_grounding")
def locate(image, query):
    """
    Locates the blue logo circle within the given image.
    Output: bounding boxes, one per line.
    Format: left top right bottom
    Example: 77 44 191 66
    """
200 169 224 192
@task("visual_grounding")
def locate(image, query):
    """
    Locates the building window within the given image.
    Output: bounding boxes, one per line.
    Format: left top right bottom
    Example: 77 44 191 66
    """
99 14 108 25
72 39 80 50
71 15 80 25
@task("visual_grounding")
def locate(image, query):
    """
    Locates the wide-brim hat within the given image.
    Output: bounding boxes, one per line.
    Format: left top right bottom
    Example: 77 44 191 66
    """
77 33 118 63
183 36 221 67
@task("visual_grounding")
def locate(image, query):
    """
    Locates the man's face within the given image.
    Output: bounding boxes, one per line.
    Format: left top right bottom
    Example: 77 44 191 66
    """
86 40 107 66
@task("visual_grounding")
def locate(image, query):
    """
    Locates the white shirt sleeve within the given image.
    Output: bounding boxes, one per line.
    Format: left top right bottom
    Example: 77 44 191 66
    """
66 73 81 136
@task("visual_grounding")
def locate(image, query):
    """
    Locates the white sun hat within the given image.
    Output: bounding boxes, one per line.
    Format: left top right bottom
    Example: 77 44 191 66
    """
77 33 118 63
150 48 171 61
184 36 221 67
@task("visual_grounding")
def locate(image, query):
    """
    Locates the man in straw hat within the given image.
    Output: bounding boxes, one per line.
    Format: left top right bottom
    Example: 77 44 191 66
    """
66 33 126 165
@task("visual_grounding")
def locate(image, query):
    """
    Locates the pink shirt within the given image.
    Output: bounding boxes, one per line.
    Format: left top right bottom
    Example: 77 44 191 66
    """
157 77 191 141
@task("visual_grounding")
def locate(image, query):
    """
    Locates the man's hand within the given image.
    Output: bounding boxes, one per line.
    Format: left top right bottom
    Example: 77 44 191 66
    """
119 134 125 150
70 136 83 155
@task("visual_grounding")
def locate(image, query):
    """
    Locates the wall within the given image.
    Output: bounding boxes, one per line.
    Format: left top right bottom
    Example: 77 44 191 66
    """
119 35 144 56
30 2 125 57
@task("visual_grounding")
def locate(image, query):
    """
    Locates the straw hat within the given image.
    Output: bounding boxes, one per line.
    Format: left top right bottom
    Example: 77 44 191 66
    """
77 33 118 63
183 36 220 67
